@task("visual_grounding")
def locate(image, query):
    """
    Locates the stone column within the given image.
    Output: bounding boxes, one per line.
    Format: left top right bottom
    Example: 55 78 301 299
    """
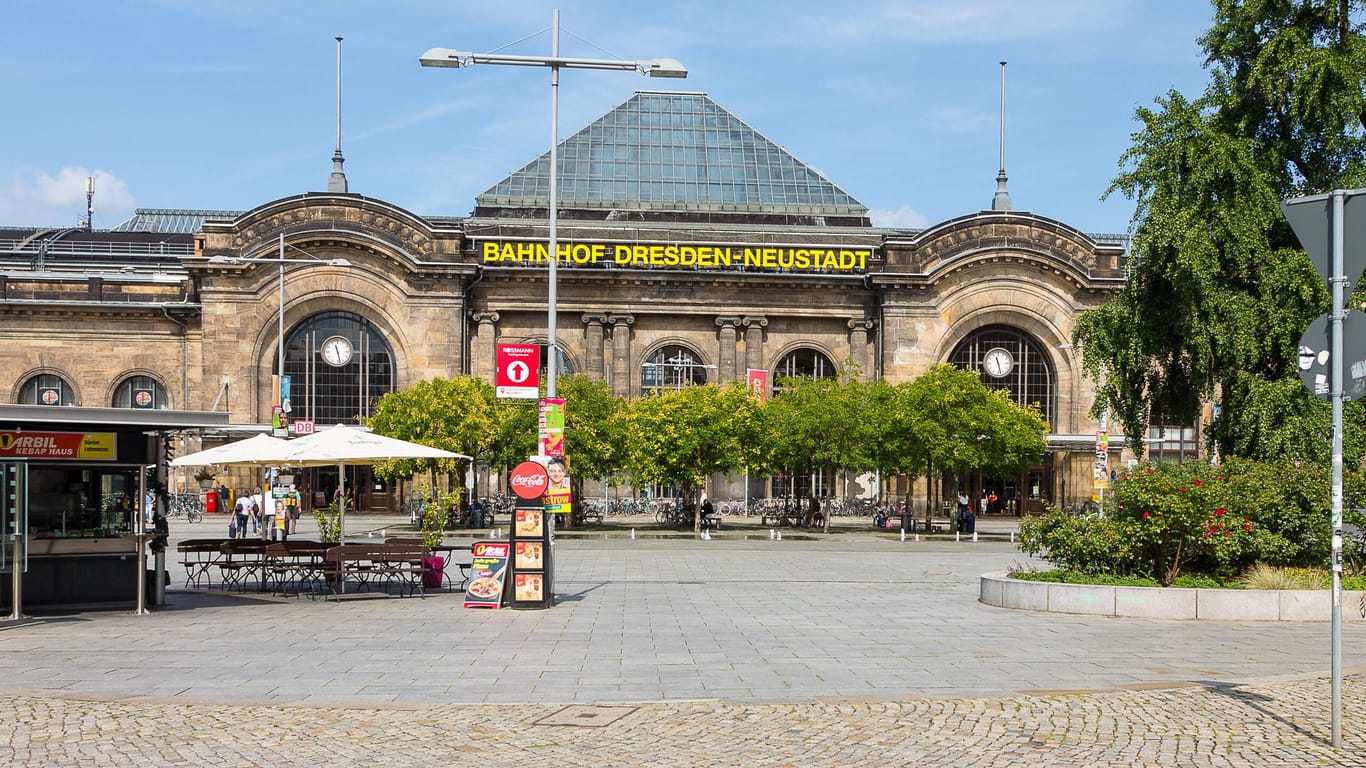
715 316 742 383
606 314 634 397
469 311 500 384
847 319 877 381
581 314 608 382
742 315 767 376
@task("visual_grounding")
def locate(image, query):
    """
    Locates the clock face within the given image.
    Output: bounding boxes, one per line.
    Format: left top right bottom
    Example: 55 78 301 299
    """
321 335 353 367
983 347 1013 377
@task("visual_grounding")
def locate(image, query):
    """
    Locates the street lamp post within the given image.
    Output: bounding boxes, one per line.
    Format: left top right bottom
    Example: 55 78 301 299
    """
420 10 685 397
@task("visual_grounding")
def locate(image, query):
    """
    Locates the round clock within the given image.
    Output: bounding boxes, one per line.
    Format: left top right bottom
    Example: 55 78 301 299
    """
983 347 1014 377
320 335 353 367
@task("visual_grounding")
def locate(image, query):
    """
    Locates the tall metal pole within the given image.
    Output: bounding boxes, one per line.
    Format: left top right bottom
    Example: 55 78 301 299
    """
278 233 286 411
1330 189 1344 748
547 9 560 399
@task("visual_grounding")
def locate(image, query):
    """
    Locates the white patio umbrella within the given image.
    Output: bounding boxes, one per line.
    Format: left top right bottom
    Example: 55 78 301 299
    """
169 433 297 467
280 424 470 542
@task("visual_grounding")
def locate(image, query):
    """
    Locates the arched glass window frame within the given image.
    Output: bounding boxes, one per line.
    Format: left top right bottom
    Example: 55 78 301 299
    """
771 348 838 396
19 373 76 406
112 374 170 410
947 325 1056 426
278 310 397 425
640 344 709 394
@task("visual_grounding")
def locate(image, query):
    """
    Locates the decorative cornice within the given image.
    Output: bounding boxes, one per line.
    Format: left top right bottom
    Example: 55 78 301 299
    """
741 315 768 329
470 310 500 324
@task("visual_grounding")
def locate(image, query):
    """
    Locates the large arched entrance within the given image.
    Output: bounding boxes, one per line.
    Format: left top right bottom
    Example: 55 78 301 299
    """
274 310 399 512
947 325 1058 517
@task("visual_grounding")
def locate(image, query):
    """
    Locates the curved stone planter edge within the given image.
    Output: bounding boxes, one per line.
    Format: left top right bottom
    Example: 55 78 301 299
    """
980 572 1366 622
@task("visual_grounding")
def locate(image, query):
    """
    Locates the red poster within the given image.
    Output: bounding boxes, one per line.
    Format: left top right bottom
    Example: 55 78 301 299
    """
496 344 540 399
747 368 768 401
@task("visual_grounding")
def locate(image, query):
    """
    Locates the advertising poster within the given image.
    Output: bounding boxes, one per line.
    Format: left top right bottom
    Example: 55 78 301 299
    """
539 397 565 457
747 368 768 401
515 540 544 570
514 572 544 602
543 455 571 515
514 508 544 537
1094 423 1110 490
495 343 540 399
463 541 511 609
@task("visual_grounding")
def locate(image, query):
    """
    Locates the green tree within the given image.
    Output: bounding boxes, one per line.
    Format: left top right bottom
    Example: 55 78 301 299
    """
758 370 874 532
901 364 1048 528
368 376 492 494
1078 0 1366 463
625 383 759 531
554 375 628 526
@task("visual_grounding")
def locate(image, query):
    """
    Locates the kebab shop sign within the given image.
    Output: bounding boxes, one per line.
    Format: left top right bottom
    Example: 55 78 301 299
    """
509 461 549 501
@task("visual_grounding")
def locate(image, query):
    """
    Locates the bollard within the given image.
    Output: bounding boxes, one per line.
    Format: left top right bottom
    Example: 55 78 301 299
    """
776 531 782 541
955 531 960 542
769 528 776 540
1010 530 1015 543
631 528 636 539
972 531 978 542
914 533 919 542
900 528 905 542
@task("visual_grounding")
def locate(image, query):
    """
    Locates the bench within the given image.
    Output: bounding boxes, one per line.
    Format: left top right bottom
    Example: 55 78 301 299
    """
217 539 272 591
323 544 431 600
264 541 331 596
177 538 232 589
387 538 471 591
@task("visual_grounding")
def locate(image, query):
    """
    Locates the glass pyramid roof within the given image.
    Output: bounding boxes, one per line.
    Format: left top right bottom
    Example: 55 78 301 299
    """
476 91 867 217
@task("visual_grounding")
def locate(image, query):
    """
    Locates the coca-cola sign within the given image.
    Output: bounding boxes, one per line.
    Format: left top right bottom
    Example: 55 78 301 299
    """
509 460 549 499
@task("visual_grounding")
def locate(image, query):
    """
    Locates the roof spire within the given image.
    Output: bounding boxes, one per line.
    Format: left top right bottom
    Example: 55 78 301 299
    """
991 60 1012 212
327 36 349 193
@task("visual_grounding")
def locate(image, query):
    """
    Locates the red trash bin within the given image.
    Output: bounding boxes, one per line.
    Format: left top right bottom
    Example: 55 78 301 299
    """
205 490 217 514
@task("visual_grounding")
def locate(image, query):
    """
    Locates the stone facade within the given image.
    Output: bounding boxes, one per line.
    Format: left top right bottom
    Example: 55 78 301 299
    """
0 194 1128 509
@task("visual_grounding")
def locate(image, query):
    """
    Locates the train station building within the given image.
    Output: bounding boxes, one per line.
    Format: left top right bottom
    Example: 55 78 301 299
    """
0 90 1171 513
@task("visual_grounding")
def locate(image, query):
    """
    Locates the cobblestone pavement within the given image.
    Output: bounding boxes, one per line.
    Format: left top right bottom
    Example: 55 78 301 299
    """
2 524 1364 766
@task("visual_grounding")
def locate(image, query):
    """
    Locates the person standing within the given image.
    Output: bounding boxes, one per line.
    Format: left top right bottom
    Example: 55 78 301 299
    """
232 492 250 539
283 484 301 534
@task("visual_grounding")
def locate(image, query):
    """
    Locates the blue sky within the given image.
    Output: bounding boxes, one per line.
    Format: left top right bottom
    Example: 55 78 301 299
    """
3 1 1214 234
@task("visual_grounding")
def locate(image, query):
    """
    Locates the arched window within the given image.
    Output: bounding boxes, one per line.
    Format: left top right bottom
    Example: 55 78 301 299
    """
19 374 75 406
641 345 708 393
278 311 397 425
113 375 169 409
538 342 575 381
772 348 837 395
948 325 1055 425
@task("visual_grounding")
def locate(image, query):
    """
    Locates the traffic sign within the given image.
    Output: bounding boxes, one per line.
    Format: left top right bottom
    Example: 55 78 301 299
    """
1297 312 1366 401
496 343 540 399
289 419 315 436
1281 189 1366 286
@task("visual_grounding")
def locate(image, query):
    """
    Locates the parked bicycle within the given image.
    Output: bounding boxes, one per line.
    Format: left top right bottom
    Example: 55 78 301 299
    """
166 493 204 523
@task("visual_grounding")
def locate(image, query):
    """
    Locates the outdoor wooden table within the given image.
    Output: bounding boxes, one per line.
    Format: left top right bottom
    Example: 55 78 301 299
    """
177 538 232 589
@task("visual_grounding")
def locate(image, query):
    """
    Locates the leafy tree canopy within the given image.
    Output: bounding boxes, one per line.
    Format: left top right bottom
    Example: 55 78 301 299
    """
1078 0 1366 465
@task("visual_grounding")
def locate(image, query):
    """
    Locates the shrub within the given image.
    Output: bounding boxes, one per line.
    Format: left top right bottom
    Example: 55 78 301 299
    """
1239 563 1323 590
1017 507 1138 575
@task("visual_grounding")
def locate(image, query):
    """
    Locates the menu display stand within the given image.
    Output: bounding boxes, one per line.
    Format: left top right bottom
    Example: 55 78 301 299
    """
508 500 552 609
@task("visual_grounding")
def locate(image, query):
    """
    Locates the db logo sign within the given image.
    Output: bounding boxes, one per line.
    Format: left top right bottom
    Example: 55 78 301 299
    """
509 461 549 499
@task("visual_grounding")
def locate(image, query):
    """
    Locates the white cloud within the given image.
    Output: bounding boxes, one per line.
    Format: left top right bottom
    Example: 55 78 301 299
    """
869 205 929 229
0 167 135 228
